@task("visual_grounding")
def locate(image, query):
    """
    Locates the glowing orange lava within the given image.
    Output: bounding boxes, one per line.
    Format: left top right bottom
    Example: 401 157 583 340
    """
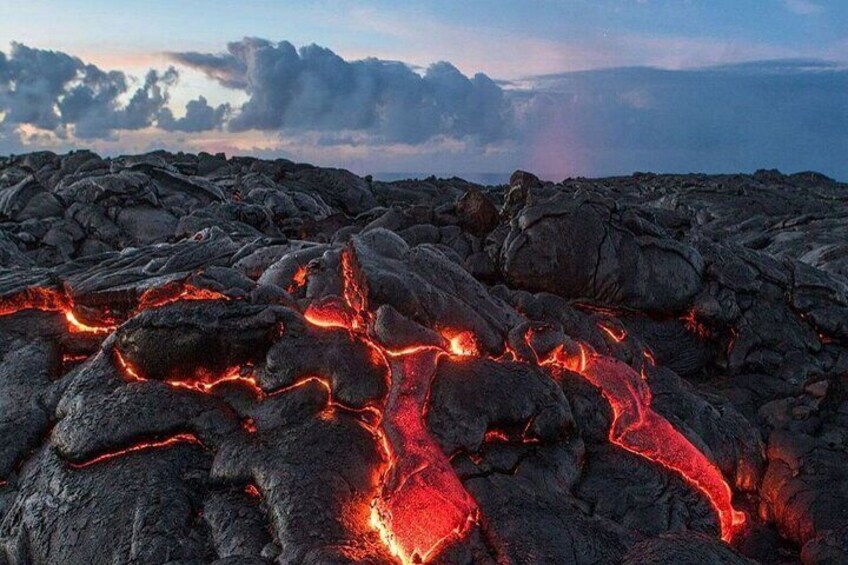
62 352 90 365
287 265 310 293
135 282 227 312
483 429 510 443
371 350 479 565
597 322 627 343
304 300 355 330
440 329 480 358
114 348 144 382
164 366 264 397
682 309 710 339
68 433 204 468
300 247 480 564
0 281 226 337
541 348 745 541
3 252 746 555
0 287 116 334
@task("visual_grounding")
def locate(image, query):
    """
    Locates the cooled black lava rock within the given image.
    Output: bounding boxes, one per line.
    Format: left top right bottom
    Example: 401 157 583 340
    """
0 150 846 565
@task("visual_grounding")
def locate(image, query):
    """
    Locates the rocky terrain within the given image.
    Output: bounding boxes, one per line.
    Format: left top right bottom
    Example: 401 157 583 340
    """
0 149 846 565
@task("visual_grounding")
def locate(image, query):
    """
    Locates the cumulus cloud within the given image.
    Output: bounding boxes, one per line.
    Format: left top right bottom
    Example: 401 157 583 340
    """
159 96 231 132
170 38 510 143
0 43 227 140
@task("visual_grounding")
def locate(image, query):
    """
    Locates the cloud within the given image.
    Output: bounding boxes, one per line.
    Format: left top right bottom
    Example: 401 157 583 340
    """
0 43 227 140
783 0 824 15
1 39 847 181
159 95 230 132
170 38 511 143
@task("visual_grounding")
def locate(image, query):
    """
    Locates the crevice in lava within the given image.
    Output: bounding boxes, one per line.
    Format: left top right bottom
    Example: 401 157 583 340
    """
0 280 228 339
67 432 205 469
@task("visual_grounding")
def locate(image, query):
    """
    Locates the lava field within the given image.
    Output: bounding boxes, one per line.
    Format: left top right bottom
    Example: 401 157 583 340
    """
0 150 846 564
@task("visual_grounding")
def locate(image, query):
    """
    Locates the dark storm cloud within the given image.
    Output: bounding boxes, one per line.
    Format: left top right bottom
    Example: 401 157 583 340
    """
0 43 227 139
170 38 511 143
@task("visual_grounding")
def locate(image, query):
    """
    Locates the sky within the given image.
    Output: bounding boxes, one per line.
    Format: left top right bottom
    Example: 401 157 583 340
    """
1 0 846 180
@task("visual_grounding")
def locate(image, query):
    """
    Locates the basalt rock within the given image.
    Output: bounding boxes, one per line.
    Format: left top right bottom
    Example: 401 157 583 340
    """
0 151 847 564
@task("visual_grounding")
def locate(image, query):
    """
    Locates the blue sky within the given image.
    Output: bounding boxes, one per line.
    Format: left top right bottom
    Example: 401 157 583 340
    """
1 1 846 178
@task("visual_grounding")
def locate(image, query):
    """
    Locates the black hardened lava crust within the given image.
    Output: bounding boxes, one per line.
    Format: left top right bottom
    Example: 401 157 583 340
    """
0 150 847 564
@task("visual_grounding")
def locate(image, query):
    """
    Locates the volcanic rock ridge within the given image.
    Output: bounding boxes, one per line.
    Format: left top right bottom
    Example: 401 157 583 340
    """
0 149 847 564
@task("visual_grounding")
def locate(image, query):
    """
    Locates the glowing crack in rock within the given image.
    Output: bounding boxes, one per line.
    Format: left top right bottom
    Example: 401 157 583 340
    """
0 281 225 336
0 287 116 334
68 433 204 469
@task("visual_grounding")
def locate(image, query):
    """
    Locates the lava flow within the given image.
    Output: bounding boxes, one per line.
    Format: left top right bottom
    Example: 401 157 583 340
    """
371 349 479 565
301 249 480 564
541 346 746 542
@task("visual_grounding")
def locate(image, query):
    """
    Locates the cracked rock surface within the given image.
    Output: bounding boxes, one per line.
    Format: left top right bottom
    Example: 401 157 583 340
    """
0 150 847 564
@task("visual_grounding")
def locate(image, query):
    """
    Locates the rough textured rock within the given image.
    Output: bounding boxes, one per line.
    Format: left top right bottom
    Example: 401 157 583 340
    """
0 150 847 564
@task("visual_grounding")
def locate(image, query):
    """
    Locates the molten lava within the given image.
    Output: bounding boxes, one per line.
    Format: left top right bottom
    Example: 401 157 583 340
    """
440 329 480 358
597 322 627 343
541 349 745 541
0 281 226 338
164 367 264 397
371 349 479 565
0 287 116 334
134 282 227 312
287 265 310 293
300 247 481 564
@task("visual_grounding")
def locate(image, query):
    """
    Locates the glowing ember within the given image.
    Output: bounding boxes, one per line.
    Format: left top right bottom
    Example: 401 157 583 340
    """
597 322 627 343
682 309 711 339
242 418 257 434
64 310 115 334
68 433 204 468
304 300 355 329
287 265 310 293
440 329 480 358
483 429 510 443
114 348 144 382
244 484 261 498
62 352 89 365
135 282 227 312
